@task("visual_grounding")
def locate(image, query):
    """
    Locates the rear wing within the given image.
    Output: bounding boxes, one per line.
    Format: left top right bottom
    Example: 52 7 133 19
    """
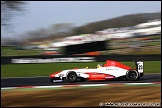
135 61 143 73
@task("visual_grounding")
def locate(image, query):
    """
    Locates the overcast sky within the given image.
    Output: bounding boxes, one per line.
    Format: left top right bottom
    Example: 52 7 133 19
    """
1 1 161 39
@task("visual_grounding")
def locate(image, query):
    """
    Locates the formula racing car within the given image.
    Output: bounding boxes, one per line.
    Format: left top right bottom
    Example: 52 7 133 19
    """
50 60 143 83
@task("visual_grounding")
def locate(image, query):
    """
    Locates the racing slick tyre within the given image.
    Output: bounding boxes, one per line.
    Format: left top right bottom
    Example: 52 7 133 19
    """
126 70 139 81
66 71 78 82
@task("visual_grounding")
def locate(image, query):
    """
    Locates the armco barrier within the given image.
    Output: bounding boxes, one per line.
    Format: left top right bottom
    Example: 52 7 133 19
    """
1 54 161 64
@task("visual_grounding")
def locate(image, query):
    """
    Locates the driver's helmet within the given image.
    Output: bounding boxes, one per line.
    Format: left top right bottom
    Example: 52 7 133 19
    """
97 64 103 68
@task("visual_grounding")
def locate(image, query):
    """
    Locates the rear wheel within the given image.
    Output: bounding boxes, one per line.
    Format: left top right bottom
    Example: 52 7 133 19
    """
66 71 77 82
126 70 139 81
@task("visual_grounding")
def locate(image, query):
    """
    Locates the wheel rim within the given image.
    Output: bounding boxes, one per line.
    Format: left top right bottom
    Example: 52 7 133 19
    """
129 71 137 79
69 74 76 81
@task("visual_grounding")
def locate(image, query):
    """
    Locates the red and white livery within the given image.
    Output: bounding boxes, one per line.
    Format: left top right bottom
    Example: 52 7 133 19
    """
50 60 144 83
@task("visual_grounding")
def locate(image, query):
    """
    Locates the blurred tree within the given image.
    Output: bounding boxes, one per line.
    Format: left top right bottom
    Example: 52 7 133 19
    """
1 1 26 30
72 12 161 35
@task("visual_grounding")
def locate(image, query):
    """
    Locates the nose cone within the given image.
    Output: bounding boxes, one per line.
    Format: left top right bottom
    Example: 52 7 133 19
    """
50 73 55 78
50 72 60 78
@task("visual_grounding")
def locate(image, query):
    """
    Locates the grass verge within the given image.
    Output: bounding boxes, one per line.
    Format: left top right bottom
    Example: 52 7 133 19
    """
1 61 161 78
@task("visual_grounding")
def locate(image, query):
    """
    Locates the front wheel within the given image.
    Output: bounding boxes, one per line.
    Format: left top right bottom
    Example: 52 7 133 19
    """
126 70 139 81
66 71 77 83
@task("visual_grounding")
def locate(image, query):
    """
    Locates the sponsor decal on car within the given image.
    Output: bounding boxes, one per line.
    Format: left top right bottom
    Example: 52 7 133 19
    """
53 80 63 82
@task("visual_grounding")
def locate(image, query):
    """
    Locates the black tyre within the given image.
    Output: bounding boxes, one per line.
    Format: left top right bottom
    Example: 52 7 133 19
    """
126 70 139 81
66 71 77 82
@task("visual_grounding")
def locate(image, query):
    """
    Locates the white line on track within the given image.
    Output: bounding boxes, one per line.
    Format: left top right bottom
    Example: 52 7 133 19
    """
125 83 153 85
34 85 63 88
1 87 17 90
79 84 108 87
1 82 160 90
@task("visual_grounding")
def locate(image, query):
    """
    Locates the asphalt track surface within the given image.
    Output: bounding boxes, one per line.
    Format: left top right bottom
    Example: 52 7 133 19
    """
1 74 161 87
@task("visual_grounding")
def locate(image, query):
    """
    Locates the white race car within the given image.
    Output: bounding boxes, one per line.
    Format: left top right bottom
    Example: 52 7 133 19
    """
50 60 144 83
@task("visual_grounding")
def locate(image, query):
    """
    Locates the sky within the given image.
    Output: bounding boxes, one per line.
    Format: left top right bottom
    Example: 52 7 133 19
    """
1 1 161 39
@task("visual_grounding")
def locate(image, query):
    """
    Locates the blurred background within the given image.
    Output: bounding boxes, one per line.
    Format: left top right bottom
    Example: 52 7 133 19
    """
1 2 161 107
1 1 161 56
